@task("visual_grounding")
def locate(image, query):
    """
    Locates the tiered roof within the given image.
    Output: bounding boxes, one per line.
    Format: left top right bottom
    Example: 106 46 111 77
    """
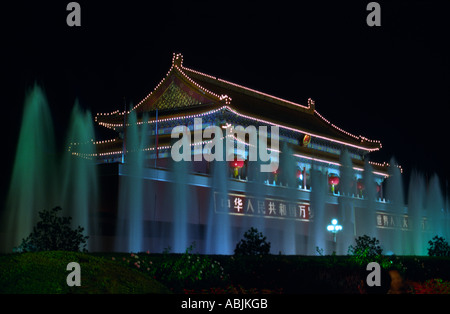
93 53 388 175
96 53 381 151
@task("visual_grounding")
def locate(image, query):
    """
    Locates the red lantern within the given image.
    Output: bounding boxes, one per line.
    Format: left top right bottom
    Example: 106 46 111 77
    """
303 134 311 146
296 169 302 179
357 180 365 198
271 168 279 183
229 158 244 178
357 180 364 190
328 175 340 186
229 160 244 169
376 184 381 193
328 174 340 193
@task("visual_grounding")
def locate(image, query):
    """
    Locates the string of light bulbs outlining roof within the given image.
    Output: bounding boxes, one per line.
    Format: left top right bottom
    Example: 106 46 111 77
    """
96 105 380 153
70 134 389 177
95 53 382 151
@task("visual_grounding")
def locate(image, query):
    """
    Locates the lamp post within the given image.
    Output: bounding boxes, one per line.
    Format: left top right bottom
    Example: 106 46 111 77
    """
326 219 342 243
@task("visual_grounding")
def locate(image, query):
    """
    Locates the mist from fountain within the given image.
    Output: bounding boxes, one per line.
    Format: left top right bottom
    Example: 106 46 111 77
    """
307 167 328 254
278 143 299 254
238 161 268 254
426 174 446 239
61 101 98 250
385 157 405 254
407 170 427 255
3 86 449 256
1 85 100 253
242 158 267 247
360 160 377 238
336 149 356 255
1 85 57 252
115 110 149 252
169 159 193 253
205 159 232 254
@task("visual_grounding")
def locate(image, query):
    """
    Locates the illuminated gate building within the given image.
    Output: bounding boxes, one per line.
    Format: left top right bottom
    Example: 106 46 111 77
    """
73 53 435 255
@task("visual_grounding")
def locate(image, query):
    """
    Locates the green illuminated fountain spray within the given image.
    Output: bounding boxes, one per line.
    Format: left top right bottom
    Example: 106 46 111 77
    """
115 110 149 252
408 170 427 255
61 101 98 250
0 85 98 252
385 157 405 254
1 85 57 252
2 84 448 255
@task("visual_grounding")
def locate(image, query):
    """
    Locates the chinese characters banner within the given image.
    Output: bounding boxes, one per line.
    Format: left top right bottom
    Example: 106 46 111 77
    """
376 213 409 230
376 212 428 231
214 193 310 221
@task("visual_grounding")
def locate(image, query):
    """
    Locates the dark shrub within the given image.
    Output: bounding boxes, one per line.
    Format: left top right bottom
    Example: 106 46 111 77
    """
347 235 395 269
234 227 271 256
348 235 383 258
17 206 89 252
428 236 450 256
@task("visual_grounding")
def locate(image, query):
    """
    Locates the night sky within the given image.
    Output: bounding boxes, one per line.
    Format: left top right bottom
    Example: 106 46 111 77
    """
1 1 449 203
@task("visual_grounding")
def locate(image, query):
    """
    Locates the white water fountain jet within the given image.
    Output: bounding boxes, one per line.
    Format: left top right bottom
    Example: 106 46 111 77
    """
337 149 356 255
385 157 405 254
277 143 298 254
308 167 328 255
445 185 450 241
426 174 446 239
1 85 58 253
169 159 192 253
61 101 98 250
243 158 267 246
407 170 427 255
360 160 377 238
116 110 149 252
205 159 232 254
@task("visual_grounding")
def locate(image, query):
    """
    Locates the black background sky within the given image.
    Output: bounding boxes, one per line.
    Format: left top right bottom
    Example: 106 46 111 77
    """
1 1 449 203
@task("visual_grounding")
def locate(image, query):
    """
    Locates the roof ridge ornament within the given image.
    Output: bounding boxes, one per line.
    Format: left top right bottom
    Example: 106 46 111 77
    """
172 52 183 67
219 94 232 105
307 98 315 112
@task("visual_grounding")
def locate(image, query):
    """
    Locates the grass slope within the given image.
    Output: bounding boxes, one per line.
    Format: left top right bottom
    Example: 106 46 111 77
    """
0 251 171 294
